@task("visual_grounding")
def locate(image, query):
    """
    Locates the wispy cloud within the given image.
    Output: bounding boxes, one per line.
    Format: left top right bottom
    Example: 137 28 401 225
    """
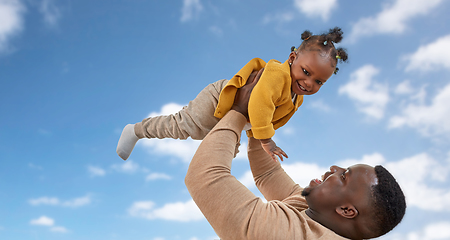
394 221 450 240
30 216 68 233
385 153 450 212
29 195 91 208
88 165 106 177
111 160 140 174
209 25 223 37
338 65 389 119
0 0 26 53
262 11 295 25
39 0 61 28
348 0 444 42
30 216 54 226
389 83 450 138
394 80 414 95
28 163 43 170
180 0 203 22
307 99 331 112
128 199 203 222
403 34 450 72
145 172 172 181
293 0 337 21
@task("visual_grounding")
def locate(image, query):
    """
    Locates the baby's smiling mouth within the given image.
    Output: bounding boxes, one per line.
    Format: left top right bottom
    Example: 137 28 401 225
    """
297 81 308 92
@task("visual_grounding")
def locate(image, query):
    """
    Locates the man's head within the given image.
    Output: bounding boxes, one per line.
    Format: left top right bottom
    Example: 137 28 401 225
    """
302 164 406 239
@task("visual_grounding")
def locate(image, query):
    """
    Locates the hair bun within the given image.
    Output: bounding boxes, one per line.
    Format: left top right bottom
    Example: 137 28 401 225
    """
301 30 313 41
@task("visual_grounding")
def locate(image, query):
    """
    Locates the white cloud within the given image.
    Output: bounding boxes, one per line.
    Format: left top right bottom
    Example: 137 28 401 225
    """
389 83 450 138
379 153 450 212
180 0 203 22
128 199 204 222
50 226 68 233
39 0 61 28
293 0 337 21
111 160 140 173
61 195 91 207
30 216 54 226
404 34 450 72
209 26 223 37
30 216 68 233
348 0 443 42
338 65 389 119
394 80 414 95
262 11 295 25
147 103 185 118
28 163 43 170
337 152 387 167
0 0 25 53
29 197 59 206
388 221 450 240
146 172 172 181
29 195 91 208
307 99 331 112
88 165 106 177
141 138 201 163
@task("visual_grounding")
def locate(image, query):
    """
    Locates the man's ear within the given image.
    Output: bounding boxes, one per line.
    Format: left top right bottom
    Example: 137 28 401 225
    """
336 205 359 219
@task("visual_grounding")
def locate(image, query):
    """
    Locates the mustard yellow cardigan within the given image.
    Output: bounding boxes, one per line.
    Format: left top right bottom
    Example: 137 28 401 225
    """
214 58 303 139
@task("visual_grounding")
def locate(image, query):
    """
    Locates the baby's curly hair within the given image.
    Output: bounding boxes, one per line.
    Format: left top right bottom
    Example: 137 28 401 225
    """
291 27 348 74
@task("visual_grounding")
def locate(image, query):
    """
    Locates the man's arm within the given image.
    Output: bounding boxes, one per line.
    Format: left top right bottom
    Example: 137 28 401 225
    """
247 137 301 201
185 110 262 239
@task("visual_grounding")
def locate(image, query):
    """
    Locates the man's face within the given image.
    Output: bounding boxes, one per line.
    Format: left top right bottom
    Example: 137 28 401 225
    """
302 164 378 213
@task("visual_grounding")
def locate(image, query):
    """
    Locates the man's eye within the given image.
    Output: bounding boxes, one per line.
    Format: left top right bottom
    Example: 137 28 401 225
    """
303 68 310 76
341 172 346 180
316 80 323 85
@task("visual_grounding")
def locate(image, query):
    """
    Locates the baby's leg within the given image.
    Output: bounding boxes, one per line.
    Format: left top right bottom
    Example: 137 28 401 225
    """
136 79 229 140
117 79 229 160
116 124 139 160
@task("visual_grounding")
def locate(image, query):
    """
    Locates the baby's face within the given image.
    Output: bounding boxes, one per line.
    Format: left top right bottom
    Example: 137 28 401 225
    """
289 50 335 96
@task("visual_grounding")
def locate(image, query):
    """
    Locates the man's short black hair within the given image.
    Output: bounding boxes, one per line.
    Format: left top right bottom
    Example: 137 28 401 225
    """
369 165 406 237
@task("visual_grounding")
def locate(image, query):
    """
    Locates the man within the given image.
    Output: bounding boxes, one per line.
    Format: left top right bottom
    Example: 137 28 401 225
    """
185 71 406 240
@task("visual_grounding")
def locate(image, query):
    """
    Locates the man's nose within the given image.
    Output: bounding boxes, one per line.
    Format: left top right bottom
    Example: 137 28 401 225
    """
330 165 345 172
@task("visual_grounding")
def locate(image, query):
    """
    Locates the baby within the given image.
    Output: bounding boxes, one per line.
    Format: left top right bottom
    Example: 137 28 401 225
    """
117 27 348 161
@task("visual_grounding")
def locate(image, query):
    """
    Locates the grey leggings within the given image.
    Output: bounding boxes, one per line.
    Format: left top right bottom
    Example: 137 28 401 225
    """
135 79 229 140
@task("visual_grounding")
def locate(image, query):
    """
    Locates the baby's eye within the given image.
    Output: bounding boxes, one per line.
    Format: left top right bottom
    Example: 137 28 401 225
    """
303 68 310 76
316 80 323 85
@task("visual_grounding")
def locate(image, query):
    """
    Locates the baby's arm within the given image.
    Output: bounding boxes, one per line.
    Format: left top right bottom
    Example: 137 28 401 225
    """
259 138 288 162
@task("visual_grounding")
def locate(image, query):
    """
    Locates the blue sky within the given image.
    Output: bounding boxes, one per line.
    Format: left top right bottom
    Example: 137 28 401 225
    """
1 0 450 239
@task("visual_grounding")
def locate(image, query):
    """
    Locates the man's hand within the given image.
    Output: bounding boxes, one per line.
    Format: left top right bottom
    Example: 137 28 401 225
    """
231 68 264 119
260 138 288 162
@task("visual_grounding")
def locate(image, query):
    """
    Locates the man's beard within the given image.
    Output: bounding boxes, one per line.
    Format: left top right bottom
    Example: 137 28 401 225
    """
301 189 310 197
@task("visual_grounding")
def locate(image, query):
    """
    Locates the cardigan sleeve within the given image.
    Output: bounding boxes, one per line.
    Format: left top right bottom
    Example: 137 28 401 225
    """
248 59 291 139
214 58 266 119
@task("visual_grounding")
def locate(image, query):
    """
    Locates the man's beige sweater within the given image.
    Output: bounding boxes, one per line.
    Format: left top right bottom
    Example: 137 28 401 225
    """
185 110 348 240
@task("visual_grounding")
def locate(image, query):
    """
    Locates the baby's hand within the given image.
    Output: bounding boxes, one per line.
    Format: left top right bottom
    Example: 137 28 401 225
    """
259 138 288 162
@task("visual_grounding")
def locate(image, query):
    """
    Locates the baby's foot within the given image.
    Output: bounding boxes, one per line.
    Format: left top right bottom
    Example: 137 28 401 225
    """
116 124 139 160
